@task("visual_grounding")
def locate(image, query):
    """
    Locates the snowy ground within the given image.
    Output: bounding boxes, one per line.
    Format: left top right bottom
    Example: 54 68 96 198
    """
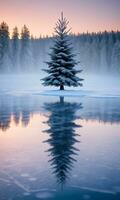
0 73 120 97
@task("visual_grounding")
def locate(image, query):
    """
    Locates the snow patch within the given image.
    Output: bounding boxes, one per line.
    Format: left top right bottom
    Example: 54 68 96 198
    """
35 191 54 199
20 173 30 178
23 192 31 196
36 89 120 98
28 177 37 181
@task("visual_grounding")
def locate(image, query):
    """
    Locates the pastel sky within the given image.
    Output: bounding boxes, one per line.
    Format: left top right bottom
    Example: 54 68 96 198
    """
0 0 120 37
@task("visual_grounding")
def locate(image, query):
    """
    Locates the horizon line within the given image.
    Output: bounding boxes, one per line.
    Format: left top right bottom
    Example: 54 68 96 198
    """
0 21 120 39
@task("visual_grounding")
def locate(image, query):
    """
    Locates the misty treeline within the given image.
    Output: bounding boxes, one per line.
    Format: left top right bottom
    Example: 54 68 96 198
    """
0 21 120 74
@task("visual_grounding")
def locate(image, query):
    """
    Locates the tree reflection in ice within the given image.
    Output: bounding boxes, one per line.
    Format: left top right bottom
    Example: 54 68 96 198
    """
43 97 83 187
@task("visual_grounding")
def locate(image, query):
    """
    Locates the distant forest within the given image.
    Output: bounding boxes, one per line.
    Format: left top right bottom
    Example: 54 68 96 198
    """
0 22 120 74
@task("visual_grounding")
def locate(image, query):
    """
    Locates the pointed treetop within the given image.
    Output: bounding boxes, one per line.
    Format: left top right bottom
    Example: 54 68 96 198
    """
0 21 9 31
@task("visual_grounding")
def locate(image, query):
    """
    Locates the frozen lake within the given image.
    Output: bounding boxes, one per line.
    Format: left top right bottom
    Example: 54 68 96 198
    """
0 75 120 200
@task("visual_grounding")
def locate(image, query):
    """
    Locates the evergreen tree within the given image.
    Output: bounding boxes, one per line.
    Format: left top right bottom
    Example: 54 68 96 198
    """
21 25 30 45
0 22 10 72
100 35 108 73
20 25 33 71
111 41 120 73
12 26 19 71
42 13 83 90
43 97 82 186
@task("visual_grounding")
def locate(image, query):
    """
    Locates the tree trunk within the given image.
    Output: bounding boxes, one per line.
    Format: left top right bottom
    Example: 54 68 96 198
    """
60 85 64 90
60 96 64 104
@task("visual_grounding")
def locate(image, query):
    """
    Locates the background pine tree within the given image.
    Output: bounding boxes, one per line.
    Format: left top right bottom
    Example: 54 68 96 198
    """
42 13 83 90
20 25 34 71
0 22 10 71
12 26 19 71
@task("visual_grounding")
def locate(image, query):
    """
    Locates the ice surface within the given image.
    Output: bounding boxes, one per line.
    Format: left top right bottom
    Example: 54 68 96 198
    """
0 73 120 200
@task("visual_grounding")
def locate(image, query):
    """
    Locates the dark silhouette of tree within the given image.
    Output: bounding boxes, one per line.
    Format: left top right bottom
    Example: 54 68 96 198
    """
0 22 10 72
20 25 33 71
43 97 83 187
12 26 19 71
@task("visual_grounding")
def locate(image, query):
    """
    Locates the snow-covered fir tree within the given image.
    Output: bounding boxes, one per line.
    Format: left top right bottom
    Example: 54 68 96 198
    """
42 12 83 90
